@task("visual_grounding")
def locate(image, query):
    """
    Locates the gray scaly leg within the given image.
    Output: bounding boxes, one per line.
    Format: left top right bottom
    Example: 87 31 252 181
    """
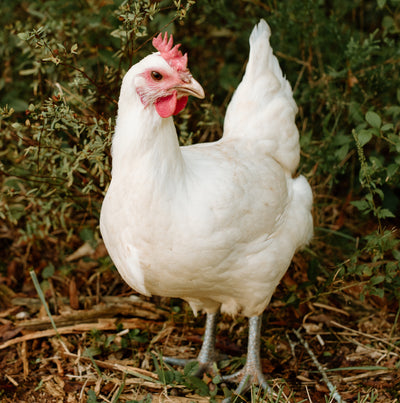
222 315 271 402
163 311 219 375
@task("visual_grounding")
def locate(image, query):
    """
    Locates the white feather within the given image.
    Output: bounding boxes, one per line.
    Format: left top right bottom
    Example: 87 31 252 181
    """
224 19 300 174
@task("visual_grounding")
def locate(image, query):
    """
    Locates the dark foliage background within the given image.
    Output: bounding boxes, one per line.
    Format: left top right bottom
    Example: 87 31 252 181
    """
1 0 399 303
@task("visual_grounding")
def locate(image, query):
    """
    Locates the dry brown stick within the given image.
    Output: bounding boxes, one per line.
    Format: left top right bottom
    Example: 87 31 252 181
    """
62 351 159 381
12 297 166 331
22 340 29 377
5 374 19 386
62 352 183 392
12 295 162 311
330 320 400 352
312 302 350 316
343 369 393 383
0 317 152 350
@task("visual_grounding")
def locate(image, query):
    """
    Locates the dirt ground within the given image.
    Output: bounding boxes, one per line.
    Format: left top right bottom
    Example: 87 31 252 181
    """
1 244 399 402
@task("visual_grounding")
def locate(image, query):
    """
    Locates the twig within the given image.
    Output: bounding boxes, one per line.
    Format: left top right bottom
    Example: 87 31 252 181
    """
293 329 346 403
330 320 400 352
12 296 165 331
79 378 89 403
62 351 176 391
57 61 118 105
342 369 392 383
21 340 29 377
5 374 19 386
63 353 158 381
0 318 150 350
312 302 350 316
305 385 313 403
285 331 298 359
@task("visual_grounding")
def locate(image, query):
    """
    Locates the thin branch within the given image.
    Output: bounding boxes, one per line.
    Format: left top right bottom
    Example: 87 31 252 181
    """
293 329 346 403
330 321 400 352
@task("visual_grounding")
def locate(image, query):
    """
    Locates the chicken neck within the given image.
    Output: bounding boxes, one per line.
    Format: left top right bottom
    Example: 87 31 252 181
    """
111 98 186 190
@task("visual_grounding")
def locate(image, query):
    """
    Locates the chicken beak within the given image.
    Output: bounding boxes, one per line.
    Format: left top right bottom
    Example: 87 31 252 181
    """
176 77 205 99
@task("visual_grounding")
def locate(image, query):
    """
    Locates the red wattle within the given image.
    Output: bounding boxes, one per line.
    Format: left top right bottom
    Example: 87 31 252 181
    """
174 96 188 115
155 92 188 118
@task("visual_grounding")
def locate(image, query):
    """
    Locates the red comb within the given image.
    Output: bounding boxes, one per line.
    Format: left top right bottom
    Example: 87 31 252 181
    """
152 32 188 72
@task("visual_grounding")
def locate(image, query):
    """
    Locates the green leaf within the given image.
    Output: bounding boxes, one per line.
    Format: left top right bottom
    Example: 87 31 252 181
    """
80 227 95 244
381 123 393 131
357 129 373 146
307 259 319 283
160 369 175 385
377 0 386 8
374 188 384 200
153 355 175 385
370 287 385 298
350 200 370 212
42 263 55 279
212 374 222 384
392 249 400 261
185 376 210 396
365 111 381 129
362 265 373 276
335 144 349 160
184 360 200 377
377 208 395 219
387 163 398 178
87 389 100 403
17 32 29 41
371 275 385 285
83 346 102 357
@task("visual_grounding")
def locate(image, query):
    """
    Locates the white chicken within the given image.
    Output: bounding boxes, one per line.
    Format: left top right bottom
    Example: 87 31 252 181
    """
100 19 313 398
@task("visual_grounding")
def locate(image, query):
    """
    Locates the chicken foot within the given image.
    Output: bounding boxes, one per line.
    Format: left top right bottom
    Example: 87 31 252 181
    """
163 311 219 376
221 315 272 402
164 313 272 401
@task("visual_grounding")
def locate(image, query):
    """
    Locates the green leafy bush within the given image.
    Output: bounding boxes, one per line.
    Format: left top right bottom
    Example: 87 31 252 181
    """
0 0 399 302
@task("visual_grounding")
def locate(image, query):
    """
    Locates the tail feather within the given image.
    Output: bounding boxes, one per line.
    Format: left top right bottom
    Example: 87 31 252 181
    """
223 19 300 174
248 20 294 105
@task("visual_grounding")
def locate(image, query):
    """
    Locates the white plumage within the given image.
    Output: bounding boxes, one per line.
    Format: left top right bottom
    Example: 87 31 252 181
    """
100 19 313 395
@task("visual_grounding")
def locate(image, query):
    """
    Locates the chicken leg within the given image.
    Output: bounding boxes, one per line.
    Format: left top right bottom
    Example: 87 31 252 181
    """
163 311 219 375
222 315 271 402
165 312 272 401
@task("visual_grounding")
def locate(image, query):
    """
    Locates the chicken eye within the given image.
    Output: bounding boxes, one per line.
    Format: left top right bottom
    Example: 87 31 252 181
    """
151 71 163 81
